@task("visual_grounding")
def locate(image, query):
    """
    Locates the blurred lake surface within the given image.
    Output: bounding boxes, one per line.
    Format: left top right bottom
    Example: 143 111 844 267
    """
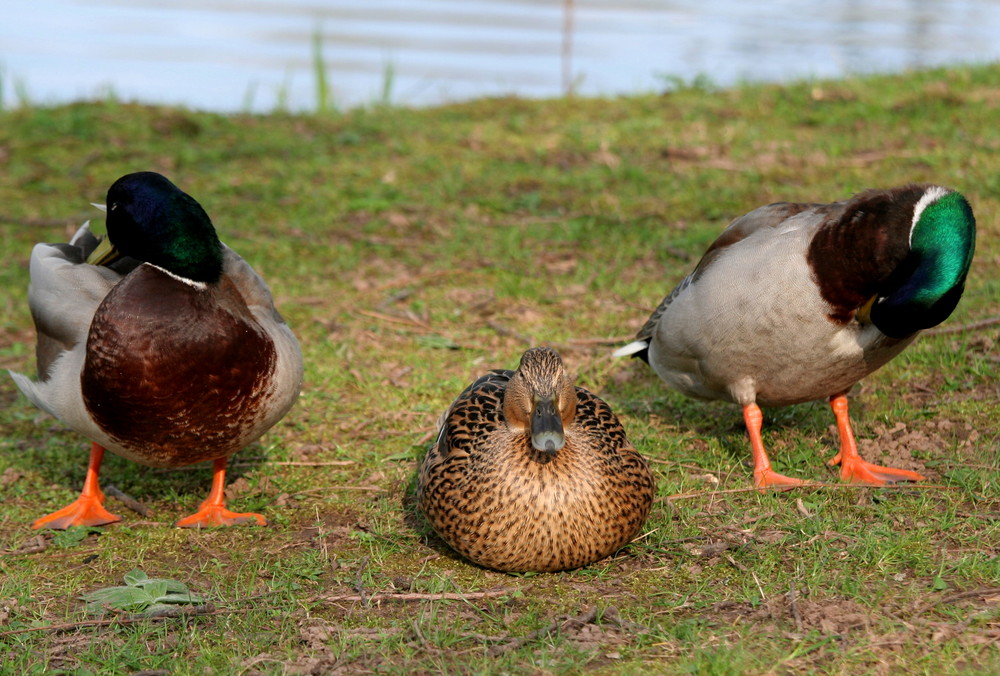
3 0 999 112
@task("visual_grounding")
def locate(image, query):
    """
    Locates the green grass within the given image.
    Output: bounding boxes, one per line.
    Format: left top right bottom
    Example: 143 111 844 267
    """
1 63 999 674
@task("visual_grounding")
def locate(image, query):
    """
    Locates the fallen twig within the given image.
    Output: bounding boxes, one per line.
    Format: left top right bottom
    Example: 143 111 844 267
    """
599 606 650 634
484 321 627 354
911 587 1000 617
410 618 442 654
239 460 356 467
0 535 49 557
291 486 387 497
565 335 635 347
314 588 514 605
688 541 734 558
719 553 746 573
742 511 777 525
125 604 214 621
645 457 727 478
104 484 150 517
355 556 371 608
924 315 1000 336
488 606 599 657
357 309 433 331
955 511 1000 521
157 459 356 472
933 461 1000 471
667 483 958 502
486 320 533 345
788 583 804 634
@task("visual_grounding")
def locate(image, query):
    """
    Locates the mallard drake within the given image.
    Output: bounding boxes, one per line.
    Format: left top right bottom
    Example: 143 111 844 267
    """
615 185 975 488
10 171 303 528
418 346 654 573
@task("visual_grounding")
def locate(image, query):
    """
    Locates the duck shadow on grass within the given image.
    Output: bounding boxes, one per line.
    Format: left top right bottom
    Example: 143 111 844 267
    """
597 365 855 480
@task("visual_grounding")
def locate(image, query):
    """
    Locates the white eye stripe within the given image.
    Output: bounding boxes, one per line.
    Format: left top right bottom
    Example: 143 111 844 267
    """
910 185 950 246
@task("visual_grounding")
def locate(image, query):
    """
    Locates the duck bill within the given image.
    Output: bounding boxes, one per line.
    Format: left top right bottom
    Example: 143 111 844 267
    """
530 397 565 454
855 294 877 324
86 236 122 266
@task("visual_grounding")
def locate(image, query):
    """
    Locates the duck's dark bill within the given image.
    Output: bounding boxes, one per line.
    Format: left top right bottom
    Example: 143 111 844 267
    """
531 398 565 453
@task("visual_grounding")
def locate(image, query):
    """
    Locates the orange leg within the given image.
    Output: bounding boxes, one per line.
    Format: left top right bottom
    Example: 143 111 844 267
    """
743 403 807 490
32 443 122 530
827 394 925 485
175 457 266 528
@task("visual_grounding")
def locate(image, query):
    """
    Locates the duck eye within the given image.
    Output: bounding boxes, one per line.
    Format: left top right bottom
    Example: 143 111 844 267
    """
110 202 118 212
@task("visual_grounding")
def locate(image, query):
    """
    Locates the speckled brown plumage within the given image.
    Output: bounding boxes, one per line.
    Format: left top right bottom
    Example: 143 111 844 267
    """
418 347 654 573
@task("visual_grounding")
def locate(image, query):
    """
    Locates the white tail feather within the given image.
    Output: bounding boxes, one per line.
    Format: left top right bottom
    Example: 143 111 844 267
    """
611 340 648 358
68 220 92 246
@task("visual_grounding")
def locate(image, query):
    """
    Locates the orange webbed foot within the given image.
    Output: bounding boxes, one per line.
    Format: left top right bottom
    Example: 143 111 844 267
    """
827 395 925 486
743 403 813 492
33 442 121 530
175 457 266 528
32 495 121 530
829 453 926 485
175 504 266 528
753 467 810 492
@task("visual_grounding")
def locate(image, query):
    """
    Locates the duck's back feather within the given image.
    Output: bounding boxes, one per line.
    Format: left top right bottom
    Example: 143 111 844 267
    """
634 201 837 349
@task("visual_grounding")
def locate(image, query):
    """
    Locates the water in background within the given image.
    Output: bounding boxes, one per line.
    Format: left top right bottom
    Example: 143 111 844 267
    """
3 0 999 112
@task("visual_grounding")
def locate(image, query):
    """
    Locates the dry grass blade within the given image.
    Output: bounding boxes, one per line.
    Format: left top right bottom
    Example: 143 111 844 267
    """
923 315 1000 335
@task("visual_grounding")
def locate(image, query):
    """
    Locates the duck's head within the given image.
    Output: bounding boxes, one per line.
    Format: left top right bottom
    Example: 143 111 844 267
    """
88 171 224 285
504 347 578 457
866 186 976 338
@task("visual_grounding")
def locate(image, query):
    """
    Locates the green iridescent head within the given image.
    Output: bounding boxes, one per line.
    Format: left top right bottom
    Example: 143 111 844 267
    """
871 187 976 338
97 172 223 284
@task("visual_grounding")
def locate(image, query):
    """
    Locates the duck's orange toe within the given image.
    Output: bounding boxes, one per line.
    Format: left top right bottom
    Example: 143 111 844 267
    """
836 456 925 485
32 495 121 530
753 467 810 492
175 504 266 528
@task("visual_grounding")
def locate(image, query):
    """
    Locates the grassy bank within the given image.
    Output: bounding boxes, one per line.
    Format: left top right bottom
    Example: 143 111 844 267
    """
0 63 998 674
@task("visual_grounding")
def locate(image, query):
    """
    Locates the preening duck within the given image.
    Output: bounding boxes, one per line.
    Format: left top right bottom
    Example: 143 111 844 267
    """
615 184 975 488
10 172 304 528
